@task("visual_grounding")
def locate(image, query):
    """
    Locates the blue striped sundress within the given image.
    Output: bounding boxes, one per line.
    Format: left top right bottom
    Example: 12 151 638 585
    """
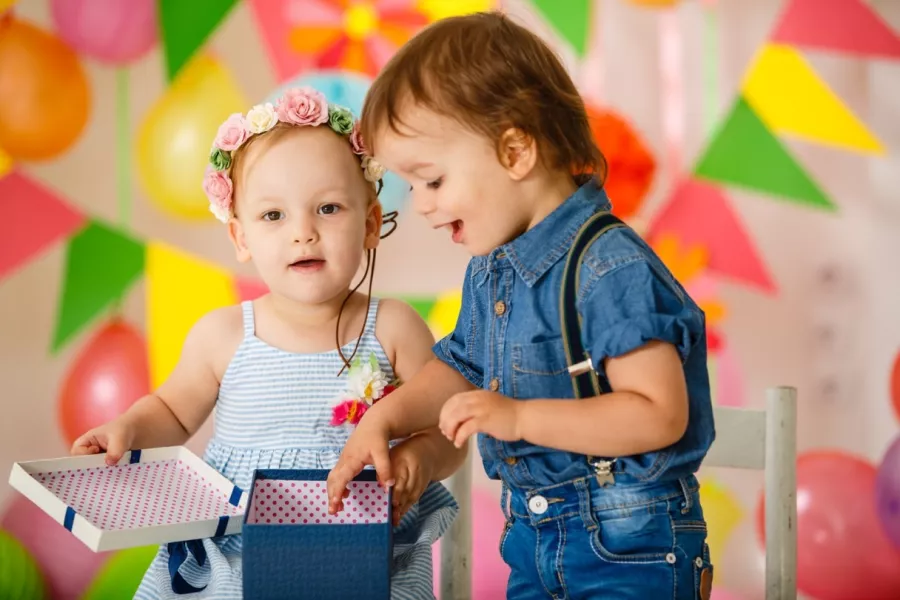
133 298 458 600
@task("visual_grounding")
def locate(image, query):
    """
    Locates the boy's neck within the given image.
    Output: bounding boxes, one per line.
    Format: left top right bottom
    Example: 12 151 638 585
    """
522 171 580 232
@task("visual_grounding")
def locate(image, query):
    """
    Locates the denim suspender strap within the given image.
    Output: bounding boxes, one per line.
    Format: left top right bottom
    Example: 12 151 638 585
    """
559 210 626 484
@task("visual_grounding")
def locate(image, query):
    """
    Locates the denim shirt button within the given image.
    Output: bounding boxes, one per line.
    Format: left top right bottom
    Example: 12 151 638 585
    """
489 378 500 392
504 457 518 465
494 300 507 316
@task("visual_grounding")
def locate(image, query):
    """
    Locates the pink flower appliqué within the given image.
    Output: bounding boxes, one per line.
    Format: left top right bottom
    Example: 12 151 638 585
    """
349 121 366 155
214 113 250 151
275 87 329 126
203 168 233 215
330 400 369 426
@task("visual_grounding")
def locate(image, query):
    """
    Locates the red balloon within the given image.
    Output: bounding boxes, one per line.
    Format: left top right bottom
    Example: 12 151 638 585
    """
890 349 900 423
0 14 91 160
58 320 150 446
756 450 900 600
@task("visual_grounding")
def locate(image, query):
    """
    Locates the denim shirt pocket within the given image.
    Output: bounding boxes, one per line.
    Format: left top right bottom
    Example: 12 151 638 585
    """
511 337 572 400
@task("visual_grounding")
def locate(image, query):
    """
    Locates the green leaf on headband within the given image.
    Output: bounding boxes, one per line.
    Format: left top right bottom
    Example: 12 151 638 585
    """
209 148 232 171
328 104 355 136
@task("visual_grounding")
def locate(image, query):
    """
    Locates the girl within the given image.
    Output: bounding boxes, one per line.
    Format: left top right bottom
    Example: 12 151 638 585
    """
329 12 716 600
71 87 462 600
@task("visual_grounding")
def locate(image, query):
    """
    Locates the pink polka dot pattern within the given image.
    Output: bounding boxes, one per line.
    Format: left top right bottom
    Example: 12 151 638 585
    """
31 459 244 531
246 480 388 525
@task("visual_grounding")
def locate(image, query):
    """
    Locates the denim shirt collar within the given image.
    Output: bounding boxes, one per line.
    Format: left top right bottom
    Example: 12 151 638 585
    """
499 182 612 287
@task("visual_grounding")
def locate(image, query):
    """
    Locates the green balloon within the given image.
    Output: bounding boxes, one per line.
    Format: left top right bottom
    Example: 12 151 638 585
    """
80 545 157 600
0 529 46 600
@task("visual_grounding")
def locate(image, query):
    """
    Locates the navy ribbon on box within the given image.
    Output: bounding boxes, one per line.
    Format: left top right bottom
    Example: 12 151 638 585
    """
166 484 243 595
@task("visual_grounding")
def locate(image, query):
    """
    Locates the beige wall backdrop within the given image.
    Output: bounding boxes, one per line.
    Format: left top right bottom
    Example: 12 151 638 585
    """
2 0 899 522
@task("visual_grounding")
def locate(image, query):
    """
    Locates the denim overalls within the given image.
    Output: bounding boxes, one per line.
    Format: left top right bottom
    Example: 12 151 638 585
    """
432 182 716 599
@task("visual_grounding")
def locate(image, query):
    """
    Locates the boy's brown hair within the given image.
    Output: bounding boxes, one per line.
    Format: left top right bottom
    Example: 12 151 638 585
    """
361 11 606 185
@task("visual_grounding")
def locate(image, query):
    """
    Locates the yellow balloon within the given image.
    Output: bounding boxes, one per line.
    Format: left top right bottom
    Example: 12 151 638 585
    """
698 477 744 567
135 54 246 220
417 0 495 21
428 290 462 339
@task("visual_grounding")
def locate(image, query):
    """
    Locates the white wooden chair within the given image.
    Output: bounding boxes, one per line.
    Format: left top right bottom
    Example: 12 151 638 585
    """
438 386 798 600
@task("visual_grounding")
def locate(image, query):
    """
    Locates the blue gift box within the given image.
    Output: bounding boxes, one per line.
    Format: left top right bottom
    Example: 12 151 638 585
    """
242 468 392 600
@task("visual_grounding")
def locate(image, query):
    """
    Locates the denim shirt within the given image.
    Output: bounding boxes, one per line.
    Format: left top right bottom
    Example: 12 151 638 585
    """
432 182 715 490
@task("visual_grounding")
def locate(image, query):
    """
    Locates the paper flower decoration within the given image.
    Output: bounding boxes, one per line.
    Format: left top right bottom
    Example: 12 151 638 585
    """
288 0 429 77
587 106 657 220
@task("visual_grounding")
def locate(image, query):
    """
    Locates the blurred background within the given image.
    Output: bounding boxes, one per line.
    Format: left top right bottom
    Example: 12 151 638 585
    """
1 0 899 598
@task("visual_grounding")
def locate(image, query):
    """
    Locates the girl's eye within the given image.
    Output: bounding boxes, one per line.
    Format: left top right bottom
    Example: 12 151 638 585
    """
318 204 341 215
426 177 443 190
261 210 283 221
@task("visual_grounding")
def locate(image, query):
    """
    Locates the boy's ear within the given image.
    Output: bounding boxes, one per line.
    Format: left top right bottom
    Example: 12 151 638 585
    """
364 199 383 250
498 127 537 181
227 218 252 263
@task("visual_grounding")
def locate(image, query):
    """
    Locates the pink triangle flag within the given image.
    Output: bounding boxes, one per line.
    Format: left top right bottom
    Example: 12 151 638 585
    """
771 0 900 59
234 277 269 302
0 171 86 280
648 179 776 293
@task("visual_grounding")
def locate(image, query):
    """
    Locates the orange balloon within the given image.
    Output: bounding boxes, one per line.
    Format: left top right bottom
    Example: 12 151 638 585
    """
0 14 91 160
58 320 150 446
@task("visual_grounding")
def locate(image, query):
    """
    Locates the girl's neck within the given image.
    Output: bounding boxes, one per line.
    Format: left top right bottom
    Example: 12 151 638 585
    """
266 291 352 329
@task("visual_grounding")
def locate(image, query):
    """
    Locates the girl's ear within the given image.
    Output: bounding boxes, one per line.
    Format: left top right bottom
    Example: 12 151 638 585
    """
227 218 252 263
364 199 383 250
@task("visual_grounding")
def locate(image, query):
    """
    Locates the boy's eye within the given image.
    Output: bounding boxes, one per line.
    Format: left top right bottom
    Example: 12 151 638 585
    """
261 210 283 221
426 177 443 190
318 204 341 215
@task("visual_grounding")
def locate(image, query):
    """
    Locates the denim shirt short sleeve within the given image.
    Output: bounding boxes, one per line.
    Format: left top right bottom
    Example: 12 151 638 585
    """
432 259 485 388
578 257 705 371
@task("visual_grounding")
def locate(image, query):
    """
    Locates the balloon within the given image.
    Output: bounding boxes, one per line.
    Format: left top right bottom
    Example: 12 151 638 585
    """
890 349 900 422
876 435 900 550
0 528 46 599
0 493 109 600
432 487 511 599
267 70 410 218
698 477 743 567
58 320 150 446
135 54 246 220
0 15 90 160
81 545 157 600
428 290 462 339
49 0 157 65
711 589 744 600
757 450 900 600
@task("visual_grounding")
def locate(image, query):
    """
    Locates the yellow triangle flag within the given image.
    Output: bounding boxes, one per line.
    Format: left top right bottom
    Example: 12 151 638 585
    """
0 146 12 179
742 43 884 155
146 242 237 388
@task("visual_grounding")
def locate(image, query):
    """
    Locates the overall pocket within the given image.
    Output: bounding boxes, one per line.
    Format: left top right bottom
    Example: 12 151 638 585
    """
589 508 674 564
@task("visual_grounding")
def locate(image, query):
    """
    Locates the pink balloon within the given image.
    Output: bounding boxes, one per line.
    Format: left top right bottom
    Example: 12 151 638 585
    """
433 487 511 599
759 450 900 600
49 0 157 65
711 588 745 600
0 492 111 599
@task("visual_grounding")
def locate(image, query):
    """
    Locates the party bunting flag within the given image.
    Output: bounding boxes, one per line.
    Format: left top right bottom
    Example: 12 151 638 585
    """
416 0 495 20
771 0 900 60
0 171 86 281
52 221 145 352
693 97 834 210
403 297 438 322
428 290 462 339
648 179 775 292
743 44 884 155
0 146 11 178
146 242 238 388
234 277 268 302
158 0 240 80
530 0 592 57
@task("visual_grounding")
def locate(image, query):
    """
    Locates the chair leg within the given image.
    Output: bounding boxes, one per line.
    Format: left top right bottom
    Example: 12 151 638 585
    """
440 444 473 600
764 387 798 600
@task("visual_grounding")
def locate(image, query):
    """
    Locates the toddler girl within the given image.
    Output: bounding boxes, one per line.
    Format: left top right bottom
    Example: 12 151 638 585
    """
329 12 716 600
72 88 461 599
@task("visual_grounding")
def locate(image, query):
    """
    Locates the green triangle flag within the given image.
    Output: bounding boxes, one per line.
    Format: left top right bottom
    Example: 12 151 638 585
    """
404 297 438 322
158 0 240 80
52 221 145 352
693 96 834 210
531 0 592 57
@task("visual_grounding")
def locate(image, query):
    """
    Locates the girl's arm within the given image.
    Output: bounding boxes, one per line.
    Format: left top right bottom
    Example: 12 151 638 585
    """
72 306 243 462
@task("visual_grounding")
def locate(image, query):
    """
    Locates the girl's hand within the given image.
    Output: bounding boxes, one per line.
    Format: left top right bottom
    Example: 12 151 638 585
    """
71 419 136 466
439 390 523 448
388 433 437 526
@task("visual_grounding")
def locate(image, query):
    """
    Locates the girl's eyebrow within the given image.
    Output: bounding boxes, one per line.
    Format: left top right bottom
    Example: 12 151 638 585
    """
402 161 435 174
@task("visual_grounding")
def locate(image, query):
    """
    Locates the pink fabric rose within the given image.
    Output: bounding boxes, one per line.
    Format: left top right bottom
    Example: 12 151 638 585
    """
275 87 329 126
214 113 250 151
330 399 368 426
203 167 233 218
349 120 366 155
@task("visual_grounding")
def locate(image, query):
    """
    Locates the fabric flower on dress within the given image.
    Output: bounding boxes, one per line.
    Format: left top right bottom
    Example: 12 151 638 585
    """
330 352 398 427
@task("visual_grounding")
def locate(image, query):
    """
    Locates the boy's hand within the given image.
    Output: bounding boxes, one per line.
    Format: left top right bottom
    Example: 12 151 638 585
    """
71 420 136 466
328 415 394 515
388 434 437 526
439 390 523 448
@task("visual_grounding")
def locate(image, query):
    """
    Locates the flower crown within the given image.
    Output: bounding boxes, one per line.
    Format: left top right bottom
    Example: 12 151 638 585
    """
202 86 387 223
